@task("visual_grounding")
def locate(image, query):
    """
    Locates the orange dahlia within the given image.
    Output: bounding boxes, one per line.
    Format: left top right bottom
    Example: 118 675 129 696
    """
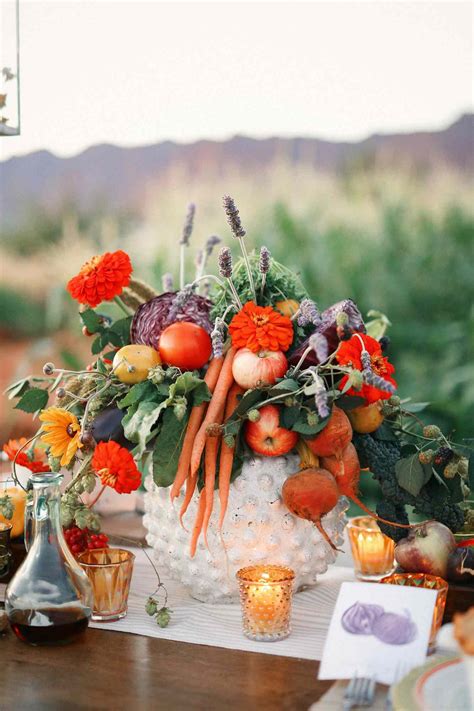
3 438 50 473
228 301 294 353
39 408 83 466
336 333 397 404
67 250 132 308
91 441 141 494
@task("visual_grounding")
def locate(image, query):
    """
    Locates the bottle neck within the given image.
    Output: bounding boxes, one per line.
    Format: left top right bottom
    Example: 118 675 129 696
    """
32 479 63 543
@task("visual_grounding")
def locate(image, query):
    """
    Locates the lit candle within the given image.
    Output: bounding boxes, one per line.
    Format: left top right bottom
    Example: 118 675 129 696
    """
347 516 395 581
236 565 295 641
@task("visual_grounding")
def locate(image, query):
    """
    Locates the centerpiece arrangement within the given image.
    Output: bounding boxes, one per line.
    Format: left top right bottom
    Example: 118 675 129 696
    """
2 197 472 604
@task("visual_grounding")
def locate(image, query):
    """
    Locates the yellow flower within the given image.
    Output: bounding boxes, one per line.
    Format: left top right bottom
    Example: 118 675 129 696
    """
39 408 83 466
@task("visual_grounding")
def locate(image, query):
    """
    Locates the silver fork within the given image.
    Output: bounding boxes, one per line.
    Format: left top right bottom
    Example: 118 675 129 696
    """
343 674 376 710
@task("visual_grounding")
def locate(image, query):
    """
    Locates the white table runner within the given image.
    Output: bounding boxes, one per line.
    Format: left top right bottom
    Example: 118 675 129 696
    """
89 548 355 660
1 548 355 660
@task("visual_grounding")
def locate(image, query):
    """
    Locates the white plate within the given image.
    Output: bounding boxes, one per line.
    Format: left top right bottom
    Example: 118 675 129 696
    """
394 657 471 710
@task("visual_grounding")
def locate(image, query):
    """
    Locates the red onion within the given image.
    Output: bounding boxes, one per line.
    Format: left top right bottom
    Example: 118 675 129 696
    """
372 611 417 645
341 602 385 635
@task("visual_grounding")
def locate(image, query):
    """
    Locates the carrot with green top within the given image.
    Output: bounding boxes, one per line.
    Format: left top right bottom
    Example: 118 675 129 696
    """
217 382 244 530
189 347 236 477
170 356 223 503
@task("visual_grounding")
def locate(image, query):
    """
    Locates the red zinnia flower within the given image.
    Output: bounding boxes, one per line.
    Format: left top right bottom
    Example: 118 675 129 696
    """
3 438 51 473
229 301 294 353
336 333 397 404
67 250 132 308
91 441 141 494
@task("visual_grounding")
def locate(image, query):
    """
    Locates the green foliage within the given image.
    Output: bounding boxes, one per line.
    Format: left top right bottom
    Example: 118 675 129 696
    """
14 387 49 413
152 409 189 487
0 286 47 336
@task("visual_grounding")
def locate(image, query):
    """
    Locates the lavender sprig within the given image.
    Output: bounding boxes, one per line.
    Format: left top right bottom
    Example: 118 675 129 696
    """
314 376 330 419
259 246 271 299
222 195 256 302
211 320 225 358
179 203 196 289
195 235 222 282
294 299 321 327
162 272 174 293
166 285 193 325
362 368 396 394
218 247 242 308
309 333 328 363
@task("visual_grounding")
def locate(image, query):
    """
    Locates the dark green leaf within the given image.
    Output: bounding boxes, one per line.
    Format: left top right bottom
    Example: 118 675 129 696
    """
444 474 465 503
91 332 110 355
400 443 417 457
153 409 189 487
14 387 49 413
80 309 103 334
280 405 301 429
191 382 212 407
468 454 474 492
230 389 264 420
336 394 366 410
270 378 299 393
108 317 132 345
395 454 431 497
402 401 430 414
222 419 242 438
294 416 329 436
118 381 161 408
373 422 398 442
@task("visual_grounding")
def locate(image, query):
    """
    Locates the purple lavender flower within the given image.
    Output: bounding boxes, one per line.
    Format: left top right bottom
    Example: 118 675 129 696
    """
297 299 321 327
218 247 233 278
211 321 224 358
223 195 246 239
180 203 196 246
309 333 328 363
161 273 174 292
205 234 221 258
314 377 330 419
166 285 193 324
360 350 372 370
362 368 396 394
259 246 271 274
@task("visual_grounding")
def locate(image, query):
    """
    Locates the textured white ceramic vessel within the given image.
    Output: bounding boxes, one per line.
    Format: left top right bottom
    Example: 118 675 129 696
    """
143 454 348 603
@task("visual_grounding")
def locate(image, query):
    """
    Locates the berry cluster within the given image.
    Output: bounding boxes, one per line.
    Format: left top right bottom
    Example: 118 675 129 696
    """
64 526 109 556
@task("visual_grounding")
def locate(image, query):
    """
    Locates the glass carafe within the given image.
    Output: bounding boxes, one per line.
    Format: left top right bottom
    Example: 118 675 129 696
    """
5 472 93 645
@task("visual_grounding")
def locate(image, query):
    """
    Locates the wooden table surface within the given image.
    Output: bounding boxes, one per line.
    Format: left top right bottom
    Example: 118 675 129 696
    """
1 627 331 710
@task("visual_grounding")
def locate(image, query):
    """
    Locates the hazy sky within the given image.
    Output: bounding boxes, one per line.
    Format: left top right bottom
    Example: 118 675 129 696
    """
1 0 472 161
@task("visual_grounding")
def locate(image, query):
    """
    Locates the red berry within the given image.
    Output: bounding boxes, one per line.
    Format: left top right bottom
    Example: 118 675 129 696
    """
71 544 82 554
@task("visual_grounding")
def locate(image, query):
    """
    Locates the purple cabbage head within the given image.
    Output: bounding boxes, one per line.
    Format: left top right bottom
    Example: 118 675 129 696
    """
131 292 213 347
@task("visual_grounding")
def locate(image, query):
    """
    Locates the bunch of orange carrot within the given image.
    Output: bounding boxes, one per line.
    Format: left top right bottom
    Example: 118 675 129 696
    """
169 347 243 557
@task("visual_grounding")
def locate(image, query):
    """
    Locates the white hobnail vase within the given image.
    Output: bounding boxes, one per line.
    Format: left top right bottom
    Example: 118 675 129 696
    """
143 454 348 603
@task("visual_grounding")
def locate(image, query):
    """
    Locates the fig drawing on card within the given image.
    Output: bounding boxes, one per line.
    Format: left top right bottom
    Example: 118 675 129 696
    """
341 602 417 645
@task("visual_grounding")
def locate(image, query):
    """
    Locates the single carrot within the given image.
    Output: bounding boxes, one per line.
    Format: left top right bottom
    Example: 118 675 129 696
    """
170 356 224 503
202 419 222 548
189 347 236 477
218 382 244 530
190 488 206 558
179 471 197 529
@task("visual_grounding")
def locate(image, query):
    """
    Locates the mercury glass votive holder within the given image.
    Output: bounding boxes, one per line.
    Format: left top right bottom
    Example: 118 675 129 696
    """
78 548 135 622
380 572 448 653
0 522 13 579
347 516 395 581
236 565 295 642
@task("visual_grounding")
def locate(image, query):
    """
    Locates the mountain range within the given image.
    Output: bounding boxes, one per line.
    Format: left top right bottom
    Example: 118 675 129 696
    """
1 113 472 228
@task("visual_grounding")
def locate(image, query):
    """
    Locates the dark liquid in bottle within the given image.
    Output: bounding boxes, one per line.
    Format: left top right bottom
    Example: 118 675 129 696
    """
9 608 89 645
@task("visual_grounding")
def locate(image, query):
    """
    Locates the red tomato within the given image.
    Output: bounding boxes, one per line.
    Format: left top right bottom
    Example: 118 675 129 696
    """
159 322 212 370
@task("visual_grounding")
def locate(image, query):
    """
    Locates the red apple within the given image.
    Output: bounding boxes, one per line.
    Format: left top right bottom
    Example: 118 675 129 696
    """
232 348 288 390
394 521 457 578
244 404 298 457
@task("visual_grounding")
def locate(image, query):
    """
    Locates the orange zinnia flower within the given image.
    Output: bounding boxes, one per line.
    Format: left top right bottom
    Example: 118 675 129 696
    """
91 441 141 494
336 333 397 404
67 250 132 308
229 301 294 353
39 408 83 466
3 438 50 473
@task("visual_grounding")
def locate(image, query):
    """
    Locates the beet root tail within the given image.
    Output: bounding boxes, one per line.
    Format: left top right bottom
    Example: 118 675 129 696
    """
314 520 344 552
348 495 412 530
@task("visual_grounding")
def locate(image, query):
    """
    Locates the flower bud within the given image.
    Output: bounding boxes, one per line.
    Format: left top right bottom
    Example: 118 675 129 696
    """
443 462 458 479
458 458 469 478
248 409 261 423
418 449 434 465
56 387 67 400
224 434 235 448
423 425 442 439
156 607 171 628
43 362 55 375
389 395 400 406
307 411 318 426
145 598 158 617
283 396 296 408
148 365 166 385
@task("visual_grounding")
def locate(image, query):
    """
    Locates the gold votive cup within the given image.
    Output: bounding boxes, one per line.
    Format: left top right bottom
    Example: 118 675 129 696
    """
78 548 135 622
236 565 295 642
380 572 448 653
347 516 395 581
0 522 13 579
